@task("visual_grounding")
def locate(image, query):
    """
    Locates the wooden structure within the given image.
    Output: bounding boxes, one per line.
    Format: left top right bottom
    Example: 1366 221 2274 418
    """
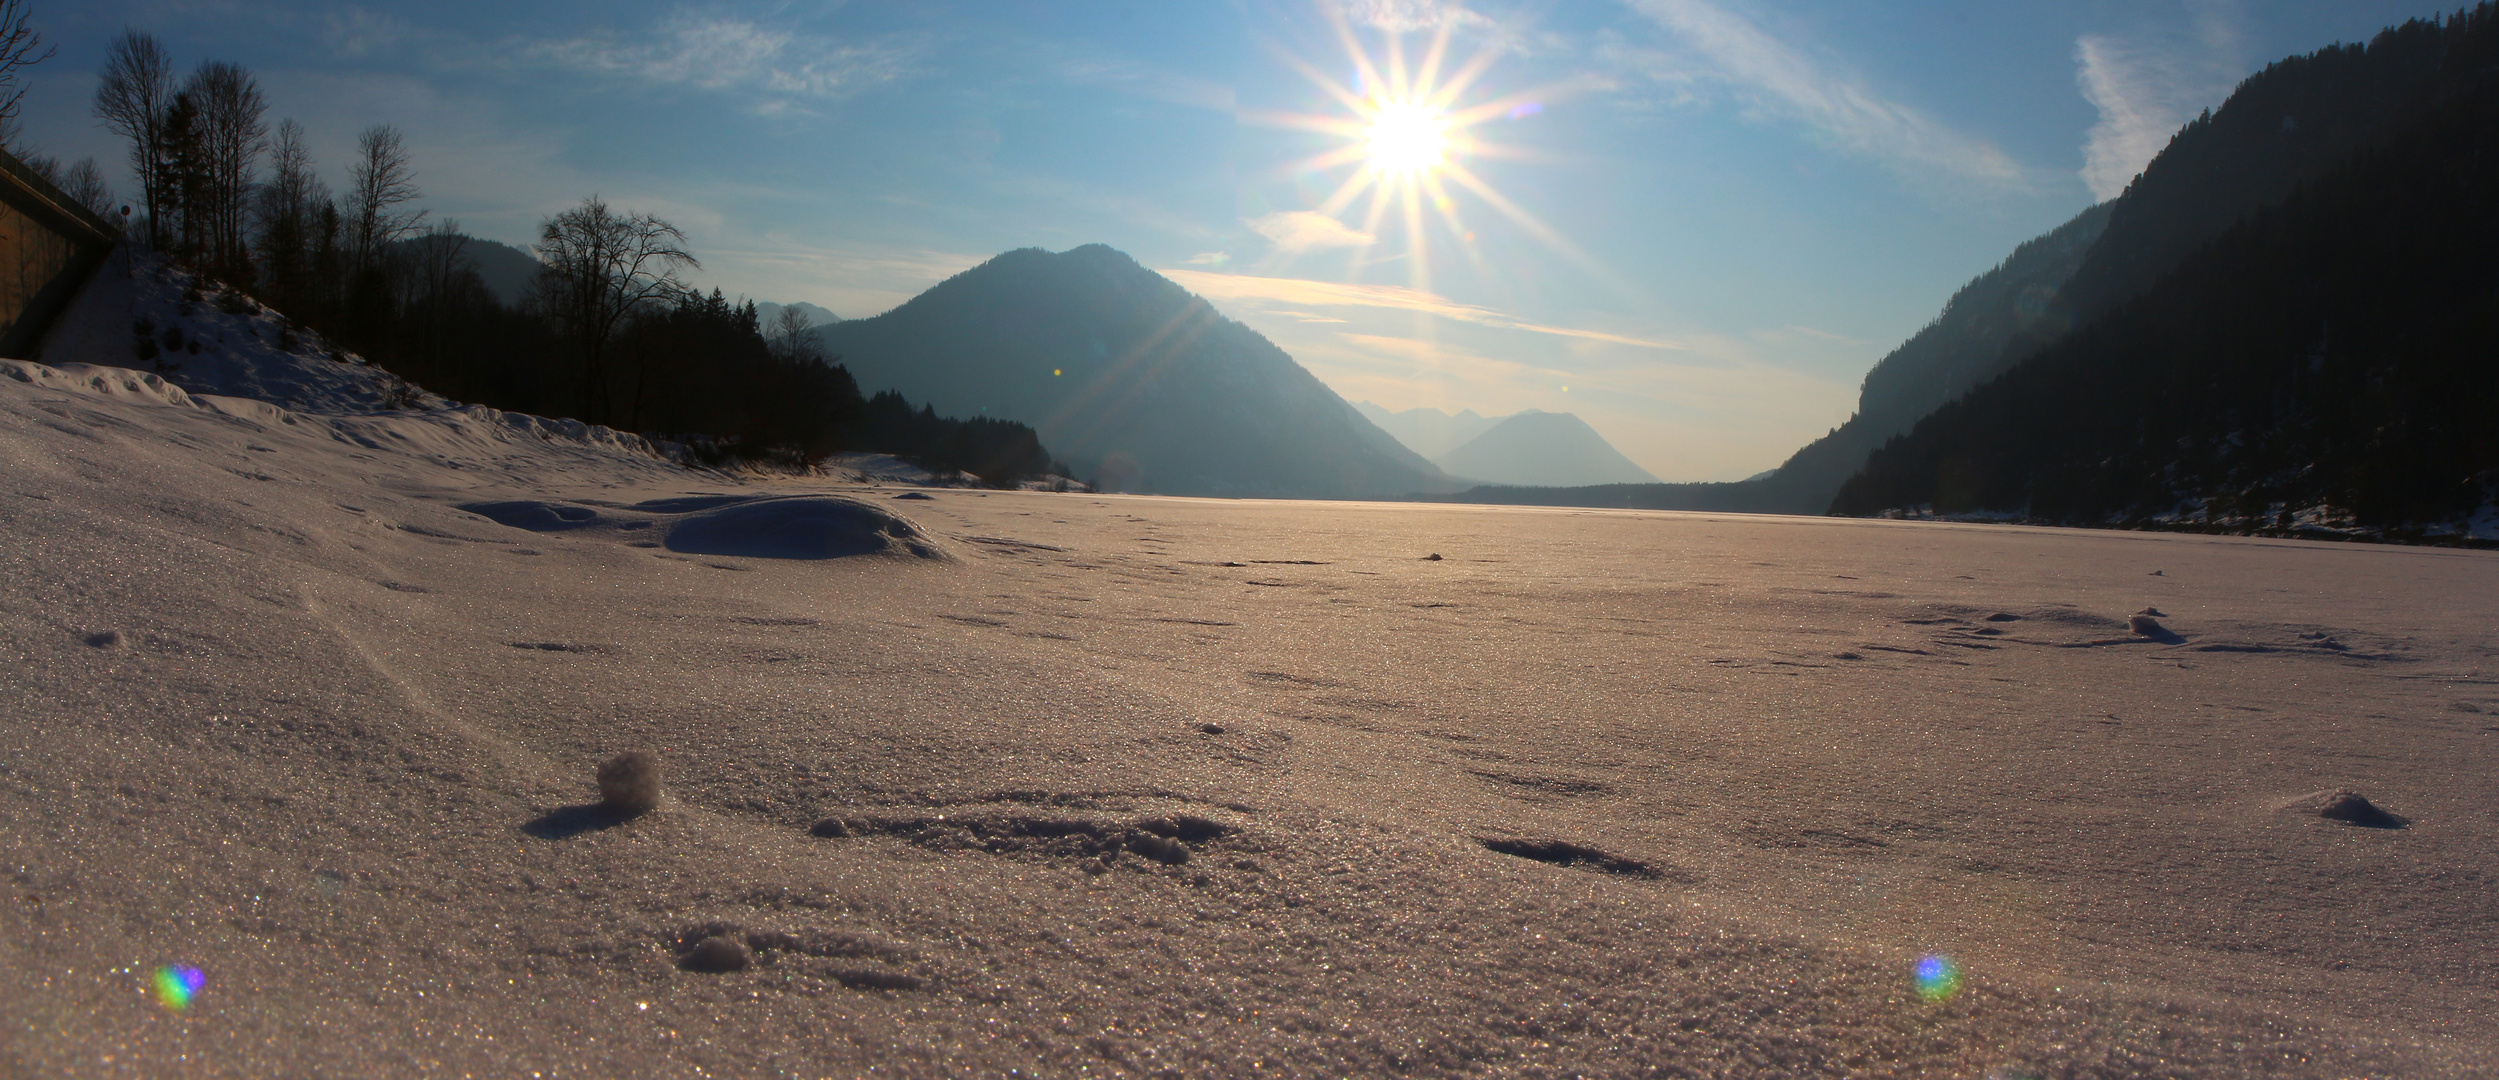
0 148 120 358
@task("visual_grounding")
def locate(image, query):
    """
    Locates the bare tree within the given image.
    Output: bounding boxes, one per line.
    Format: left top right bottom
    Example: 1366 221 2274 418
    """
533 195 698 425
0 0 56 154
348 123 422 273
769 305 822 366
253 118 323 305
409 217 468 307
56 156 110 216
184 60 265 278
91 30 173 246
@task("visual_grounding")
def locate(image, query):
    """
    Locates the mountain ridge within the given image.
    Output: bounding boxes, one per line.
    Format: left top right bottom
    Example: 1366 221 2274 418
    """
1432 410 1660 488
817 245 1452 498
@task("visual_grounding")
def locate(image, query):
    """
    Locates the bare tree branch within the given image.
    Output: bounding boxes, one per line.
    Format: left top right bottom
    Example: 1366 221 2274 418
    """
533 195 699 426
91 30 172 245
185 59 265 277
0 0 57 151
770 304 821 366
349 123 423 272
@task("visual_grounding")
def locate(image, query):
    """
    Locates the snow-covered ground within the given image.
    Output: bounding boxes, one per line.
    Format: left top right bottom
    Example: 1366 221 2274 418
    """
5 255 2499 1076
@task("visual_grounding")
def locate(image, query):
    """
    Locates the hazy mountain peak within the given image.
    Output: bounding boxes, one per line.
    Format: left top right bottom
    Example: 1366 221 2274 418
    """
753 301 843 329
1356 401 1503 459
1436 411 1659 488
818 245 1450 498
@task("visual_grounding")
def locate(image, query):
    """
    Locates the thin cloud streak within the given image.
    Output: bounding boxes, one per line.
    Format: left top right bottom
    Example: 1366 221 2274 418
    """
523 15 922 109
1333 1 1494 34
2074 10 2243 201
1248 210 1375 253
1162 268 1680 349
1616 0 2021 185
1047 48 1237 111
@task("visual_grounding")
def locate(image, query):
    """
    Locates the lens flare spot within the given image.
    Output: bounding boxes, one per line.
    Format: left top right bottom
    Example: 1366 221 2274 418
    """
1914 955 1963 1002
151 965 204 1010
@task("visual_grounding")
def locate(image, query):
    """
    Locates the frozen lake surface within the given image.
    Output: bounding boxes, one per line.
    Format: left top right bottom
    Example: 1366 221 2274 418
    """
3 358 2495 1077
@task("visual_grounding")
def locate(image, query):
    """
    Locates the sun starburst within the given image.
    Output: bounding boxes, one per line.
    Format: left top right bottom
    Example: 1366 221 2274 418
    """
1243 6 1586 295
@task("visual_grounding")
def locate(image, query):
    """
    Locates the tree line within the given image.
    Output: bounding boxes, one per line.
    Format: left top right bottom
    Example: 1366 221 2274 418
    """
44 23 1057 484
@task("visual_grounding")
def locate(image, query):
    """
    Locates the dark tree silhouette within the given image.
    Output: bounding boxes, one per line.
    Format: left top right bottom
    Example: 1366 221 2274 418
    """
184 60 264 282
532 196 696 428
91 30 173 245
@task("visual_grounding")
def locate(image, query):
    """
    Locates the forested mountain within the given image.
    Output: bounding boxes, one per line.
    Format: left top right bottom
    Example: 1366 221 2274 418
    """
754 301 842 331
817 245 1453 497
1832 6 2499 536
391 234 539 308
1747 204 2110 511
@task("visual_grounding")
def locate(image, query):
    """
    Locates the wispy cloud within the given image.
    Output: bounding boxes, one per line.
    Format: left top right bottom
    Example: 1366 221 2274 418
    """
1047 49 1236 111
1333 0 1496 34
1162 269 1678 349
320 6 421 58
1614 0 2021 185
1248 211 1375 254
524 14 921 111
2074 6 2243 201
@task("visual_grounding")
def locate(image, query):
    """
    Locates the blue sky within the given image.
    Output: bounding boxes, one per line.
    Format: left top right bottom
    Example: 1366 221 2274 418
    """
15 0 2442 479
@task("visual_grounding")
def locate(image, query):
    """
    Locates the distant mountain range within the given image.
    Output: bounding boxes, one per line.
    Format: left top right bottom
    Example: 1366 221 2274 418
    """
817 245 1453 498
1434 5 2499 539
755 301 842 330
1357 403 1657 487
449 236 542 308
1355 403 1500 460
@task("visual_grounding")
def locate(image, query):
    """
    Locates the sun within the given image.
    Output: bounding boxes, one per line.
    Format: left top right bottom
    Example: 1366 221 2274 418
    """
1243 8 1588 292
1366 98 1452 176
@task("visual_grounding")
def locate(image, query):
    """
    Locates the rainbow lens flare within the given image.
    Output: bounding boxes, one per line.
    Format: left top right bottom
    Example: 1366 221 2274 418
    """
1914 955 1963 1002
150 965 204 1010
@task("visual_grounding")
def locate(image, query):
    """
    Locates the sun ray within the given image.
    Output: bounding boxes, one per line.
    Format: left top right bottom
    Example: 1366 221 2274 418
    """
1416 21 1456 102
1439 162 1646 301
1315 167 1380 220
1426 39 1504 110
1421 171 1494 284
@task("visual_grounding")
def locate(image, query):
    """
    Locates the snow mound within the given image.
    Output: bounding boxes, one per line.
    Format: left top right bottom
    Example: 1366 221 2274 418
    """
0 359 197 406
37 245 446 415
668 496 944 560
16 243 677 477
819 452 984 488
462 494 947 561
